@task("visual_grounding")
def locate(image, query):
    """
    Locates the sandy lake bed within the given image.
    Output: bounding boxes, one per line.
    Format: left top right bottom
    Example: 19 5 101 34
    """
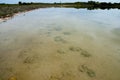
0 8 120 80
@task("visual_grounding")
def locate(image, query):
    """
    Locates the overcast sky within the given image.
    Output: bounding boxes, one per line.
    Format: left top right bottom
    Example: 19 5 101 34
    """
0 0 120 4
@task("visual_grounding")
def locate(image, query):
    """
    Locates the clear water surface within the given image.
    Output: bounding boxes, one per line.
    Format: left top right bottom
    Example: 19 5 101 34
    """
0 8 120 80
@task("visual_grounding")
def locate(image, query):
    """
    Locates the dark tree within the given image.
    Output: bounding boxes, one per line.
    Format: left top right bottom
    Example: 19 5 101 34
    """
18 1 22 5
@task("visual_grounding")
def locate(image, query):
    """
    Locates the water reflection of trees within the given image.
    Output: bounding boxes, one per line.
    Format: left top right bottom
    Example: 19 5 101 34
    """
73 1 120 10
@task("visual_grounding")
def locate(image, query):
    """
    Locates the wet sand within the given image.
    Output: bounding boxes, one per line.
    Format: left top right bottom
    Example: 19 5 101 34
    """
0 8 120 80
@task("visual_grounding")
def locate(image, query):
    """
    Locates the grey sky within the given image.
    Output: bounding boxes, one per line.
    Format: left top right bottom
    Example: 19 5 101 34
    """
0 0 120 4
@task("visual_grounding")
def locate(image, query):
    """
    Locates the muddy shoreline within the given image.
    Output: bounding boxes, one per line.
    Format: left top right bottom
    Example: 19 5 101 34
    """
0 4 54 19
0 8 40 22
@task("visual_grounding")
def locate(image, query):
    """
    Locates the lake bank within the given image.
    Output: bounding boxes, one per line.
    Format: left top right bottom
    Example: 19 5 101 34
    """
0 4 53 19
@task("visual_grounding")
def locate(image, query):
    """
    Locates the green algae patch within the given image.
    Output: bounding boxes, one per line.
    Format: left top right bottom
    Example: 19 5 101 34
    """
69 46 91 57
81 50 91 57
54 36 67 43
54 27 62 31
57 50 66 54
23 56 35 64
78 65 96 78
63 32 71 35
69 46 82 52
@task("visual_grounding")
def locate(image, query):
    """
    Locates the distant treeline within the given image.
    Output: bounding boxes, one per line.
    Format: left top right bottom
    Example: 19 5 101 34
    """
18 2 52 5
1 1 120 9
16 1 120 9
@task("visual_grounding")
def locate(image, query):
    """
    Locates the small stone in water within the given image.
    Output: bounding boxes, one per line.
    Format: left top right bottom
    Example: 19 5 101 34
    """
8 76 17 80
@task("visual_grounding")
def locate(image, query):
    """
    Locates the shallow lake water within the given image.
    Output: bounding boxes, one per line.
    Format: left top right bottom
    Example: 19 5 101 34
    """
0 8 120 80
